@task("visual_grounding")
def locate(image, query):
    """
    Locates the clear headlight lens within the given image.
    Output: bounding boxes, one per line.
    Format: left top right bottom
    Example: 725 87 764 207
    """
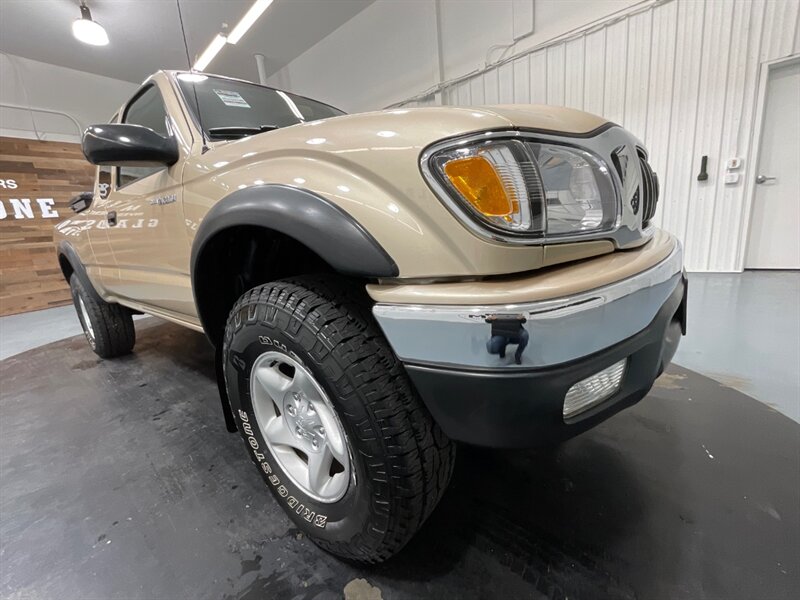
428 138 617 239
534 144 616 235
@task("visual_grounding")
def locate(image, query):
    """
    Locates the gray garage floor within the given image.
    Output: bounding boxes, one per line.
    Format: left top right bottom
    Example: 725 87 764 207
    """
673 271 800 422
1 269 800 599
1 322 798 599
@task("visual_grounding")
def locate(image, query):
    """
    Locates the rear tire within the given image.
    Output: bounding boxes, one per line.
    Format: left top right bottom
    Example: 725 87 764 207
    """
70 275 135 358
222 275 455 563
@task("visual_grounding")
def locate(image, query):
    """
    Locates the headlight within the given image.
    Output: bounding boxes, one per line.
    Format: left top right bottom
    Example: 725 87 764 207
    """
425 136 618 241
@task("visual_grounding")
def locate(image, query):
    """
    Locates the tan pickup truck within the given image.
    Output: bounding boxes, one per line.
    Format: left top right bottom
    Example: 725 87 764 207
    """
55 70 686 563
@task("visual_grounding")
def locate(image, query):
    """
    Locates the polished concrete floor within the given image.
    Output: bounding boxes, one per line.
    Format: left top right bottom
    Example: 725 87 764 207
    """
0 304 81 360
1 320 798 599
0 306 149 361
674 271 800 422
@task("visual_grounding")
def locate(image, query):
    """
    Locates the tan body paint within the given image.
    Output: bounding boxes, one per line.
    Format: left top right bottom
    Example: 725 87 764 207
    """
55 71 664 329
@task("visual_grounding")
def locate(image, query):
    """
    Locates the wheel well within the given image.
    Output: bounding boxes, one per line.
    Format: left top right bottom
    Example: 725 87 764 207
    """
58 253 75 283
193 226 337 345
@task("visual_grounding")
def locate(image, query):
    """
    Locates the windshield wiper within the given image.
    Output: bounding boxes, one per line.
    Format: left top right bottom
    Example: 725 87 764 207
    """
206 125 279 140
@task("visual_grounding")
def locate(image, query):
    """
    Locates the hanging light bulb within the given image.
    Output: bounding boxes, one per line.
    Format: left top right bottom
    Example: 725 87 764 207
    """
72 2 109 46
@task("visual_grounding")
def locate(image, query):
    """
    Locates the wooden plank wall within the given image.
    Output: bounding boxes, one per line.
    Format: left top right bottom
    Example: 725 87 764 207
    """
0 136 94 316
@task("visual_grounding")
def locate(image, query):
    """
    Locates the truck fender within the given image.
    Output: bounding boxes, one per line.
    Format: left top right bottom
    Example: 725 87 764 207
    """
57 241 104 304
189 184 399 283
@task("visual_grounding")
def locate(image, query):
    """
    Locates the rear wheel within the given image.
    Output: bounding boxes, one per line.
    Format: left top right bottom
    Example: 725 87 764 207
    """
70 275 135 358
222 275 455 563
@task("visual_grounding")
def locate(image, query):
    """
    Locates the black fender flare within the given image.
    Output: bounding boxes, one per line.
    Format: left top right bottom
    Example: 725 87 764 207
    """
190 183 399 290
57 240 104 303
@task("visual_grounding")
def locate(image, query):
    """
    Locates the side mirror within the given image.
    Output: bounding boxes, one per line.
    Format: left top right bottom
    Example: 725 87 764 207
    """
82 123 179 167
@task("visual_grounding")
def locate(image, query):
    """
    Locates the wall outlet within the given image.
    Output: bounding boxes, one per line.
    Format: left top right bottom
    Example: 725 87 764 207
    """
726 157 743 170
724 172 740 184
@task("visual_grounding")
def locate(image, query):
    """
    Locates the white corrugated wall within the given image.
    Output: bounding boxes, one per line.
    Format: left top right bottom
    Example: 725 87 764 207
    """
402 0 800 272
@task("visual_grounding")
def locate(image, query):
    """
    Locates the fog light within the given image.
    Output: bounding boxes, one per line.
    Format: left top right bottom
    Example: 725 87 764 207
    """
563 359 627 419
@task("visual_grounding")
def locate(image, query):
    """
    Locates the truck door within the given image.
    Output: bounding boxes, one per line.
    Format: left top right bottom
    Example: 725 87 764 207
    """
100 82 195 318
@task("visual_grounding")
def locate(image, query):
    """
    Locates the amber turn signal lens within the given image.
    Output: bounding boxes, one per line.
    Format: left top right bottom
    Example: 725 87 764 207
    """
443 156 514 218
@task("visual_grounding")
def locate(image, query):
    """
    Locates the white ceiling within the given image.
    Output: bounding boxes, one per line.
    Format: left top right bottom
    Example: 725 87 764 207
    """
0 0 374 84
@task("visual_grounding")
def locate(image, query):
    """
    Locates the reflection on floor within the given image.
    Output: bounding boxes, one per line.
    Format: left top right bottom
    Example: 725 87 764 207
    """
1 322 797 599
0 305 150 361
0 305 81 360
673 271 800 422
1 271 798 419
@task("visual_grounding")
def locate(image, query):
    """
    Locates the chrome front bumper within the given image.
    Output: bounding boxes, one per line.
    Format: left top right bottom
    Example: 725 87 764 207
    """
373 242 684 370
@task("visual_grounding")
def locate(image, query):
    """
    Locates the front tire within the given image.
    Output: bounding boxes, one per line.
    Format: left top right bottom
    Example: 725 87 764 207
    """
222 276 455 563
69 275 135 358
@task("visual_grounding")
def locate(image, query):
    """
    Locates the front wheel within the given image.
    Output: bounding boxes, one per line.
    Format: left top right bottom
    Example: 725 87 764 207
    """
222 275 455 563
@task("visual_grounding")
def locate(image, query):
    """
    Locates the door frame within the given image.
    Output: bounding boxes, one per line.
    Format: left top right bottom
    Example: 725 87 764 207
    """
738 53 800 270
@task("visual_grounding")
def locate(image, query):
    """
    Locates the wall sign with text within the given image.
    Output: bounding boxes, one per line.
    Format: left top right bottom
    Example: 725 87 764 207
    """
0 137 95 316
0 179 61 220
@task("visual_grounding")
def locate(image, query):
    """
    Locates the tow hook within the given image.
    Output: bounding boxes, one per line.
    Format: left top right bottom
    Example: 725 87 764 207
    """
485 314 529 365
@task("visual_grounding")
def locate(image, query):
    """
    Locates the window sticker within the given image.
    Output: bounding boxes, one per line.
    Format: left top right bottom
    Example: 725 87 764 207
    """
213 89 251 108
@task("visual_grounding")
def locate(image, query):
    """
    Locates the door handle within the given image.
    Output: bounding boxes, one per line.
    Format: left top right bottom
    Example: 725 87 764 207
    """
107 211 117 226
756 175 777 184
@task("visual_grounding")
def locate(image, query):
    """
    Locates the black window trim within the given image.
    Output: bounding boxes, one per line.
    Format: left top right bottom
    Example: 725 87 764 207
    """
96 112 120 197
116 82 173 190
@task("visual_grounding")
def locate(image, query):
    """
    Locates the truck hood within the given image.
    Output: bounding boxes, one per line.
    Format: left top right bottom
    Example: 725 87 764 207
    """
185 105 622 279
204 104 610 163
473 104 608 134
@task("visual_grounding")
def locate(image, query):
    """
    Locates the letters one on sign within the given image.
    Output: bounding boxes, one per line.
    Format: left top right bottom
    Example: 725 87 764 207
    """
0 178 60 220
0 198 60 220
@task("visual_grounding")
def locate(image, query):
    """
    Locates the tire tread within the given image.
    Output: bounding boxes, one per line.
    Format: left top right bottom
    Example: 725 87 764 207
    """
224 275 455 563
70 275 135 358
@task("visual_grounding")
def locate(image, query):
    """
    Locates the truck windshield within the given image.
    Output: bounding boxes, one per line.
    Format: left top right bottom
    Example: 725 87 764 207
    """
176 74 345 139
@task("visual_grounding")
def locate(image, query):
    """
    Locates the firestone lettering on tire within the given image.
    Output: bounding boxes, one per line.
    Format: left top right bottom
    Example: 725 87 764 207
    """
237 409 328 528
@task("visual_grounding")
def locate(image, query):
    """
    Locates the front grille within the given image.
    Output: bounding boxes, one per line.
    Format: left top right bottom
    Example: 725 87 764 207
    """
637 148 659 226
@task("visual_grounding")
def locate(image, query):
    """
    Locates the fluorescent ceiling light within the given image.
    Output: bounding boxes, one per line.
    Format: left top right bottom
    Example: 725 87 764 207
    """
191 0 273 72
72 4 109 46
227 0 274 44
193 33 227 71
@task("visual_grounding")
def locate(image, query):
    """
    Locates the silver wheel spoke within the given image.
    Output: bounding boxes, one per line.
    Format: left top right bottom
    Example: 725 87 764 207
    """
329 437 348 467
255 365 292 399
249 351 351 503
289 367 318 399
264 416 299 449
78 297 94 340
307 445 334 495
316 410 347 463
